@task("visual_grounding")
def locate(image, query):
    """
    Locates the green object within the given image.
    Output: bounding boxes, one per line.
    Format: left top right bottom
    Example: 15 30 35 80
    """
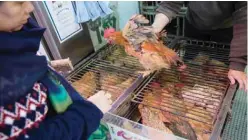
88 124 109 140
47 70 73 113
222 66 247 140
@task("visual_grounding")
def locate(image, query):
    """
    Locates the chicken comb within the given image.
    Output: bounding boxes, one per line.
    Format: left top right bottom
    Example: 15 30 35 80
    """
104 27 116 38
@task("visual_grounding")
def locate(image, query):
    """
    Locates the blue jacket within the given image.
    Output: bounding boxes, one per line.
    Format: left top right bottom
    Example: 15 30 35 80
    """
0 18 103 140
18 69 103 140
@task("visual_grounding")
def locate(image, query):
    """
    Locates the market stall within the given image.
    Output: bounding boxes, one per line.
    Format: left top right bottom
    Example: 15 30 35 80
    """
35 1 247 140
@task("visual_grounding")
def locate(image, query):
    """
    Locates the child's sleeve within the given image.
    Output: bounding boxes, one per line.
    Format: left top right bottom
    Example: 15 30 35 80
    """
27 100 103 140
22 68 103 140
48 67 85 101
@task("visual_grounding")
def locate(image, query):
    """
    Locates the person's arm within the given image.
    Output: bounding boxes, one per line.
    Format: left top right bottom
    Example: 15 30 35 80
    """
229 2 247 71
152 2 184 33
228 1 247 91
27 100 103 140
25 68 103 140
50 67 112 111
49 67 84 102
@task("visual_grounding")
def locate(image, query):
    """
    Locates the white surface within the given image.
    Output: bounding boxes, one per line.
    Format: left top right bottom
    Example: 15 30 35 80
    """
43 1 82 42
37 43 50 61
103 113 186 140
107 123 150 140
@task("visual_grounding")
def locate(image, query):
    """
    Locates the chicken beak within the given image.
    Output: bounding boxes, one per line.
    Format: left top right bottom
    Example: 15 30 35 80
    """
176 60 187 71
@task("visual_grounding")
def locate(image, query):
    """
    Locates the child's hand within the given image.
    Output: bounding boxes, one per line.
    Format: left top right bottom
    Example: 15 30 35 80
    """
88 90 112 113
228 69 247 91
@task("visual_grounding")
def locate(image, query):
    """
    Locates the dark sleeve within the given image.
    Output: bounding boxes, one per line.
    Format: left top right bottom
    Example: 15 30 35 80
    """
229 1 247 71
27 100 103 140
48 67 84 101
24 68 103 140
156 1 184 22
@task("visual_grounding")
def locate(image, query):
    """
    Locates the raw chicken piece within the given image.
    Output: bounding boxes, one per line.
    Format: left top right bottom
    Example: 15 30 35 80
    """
72 71 97 98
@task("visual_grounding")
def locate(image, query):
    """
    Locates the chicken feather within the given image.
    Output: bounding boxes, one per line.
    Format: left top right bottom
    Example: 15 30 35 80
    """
104 14 186 77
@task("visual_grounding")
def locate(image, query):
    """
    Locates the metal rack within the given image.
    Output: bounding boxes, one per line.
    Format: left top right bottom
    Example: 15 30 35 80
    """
132 65 229 124
66 36 237 139
112 38 236 140
66 58 143 112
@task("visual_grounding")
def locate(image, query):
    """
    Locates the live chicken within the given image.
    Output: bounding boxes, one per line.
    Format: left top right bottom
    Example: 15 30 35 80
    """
100 71 134 102
136 78 225 140
138 92 173 134
138 88 197 140
104 14 186 77
71 71 97 98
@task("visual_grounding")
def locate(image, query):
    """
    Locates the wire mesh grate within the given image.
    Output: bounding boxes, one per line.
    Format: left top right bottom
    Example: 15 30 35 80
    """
67 59 140 104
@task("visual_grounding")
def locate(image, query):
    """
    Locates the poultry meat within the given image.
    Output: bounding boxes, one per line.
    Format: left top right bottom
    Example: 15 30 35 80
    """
103 14 186 77
71 71 97 98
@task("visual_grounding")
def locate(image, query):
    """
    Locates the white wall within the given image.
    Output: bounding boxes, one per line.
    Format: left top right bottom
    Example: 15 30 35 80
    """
37 42 50 61
117 1 139 29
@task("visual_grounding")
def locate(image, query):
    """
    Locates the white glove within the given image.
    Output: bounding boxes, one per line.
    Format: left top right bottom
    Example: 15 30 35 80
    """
88 90 113 113
152 13 170 33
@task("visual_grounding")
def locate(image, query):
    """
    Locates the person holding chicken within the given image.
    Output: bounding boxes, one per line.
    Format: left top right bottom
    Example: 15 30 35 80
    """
152 1 247 91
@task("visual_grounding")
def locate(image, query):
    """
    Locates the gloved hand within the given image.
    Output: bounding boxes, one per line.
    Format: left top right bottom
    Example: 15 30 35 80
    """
152 13 170 33
88 90 113 113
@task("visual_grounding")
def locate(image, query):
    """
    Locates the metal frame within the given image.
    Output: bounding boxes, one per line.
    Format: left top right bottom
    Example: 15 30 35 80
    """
210 84 237 140
66 36 236 139
174 38 234 140
66 45 145 113
129 37 236 140
32 1 62 60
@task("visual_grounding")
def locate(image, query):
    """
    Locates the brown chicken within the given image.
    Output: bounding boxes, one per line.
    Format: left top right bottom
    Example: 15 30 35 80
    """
71 71 97 98
104 14 186 77
138 92 173 134
100 71 134 102
186 105 213 140
138 88 198 140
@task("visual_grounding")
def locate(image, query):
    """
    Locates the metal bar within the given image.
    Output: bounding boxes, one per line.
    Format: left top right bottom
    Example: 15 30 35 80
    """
109 75 144 112
142 87 222 107
176 17 180 36
210 84 237 140
32 2 62 60
182 17 185 37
